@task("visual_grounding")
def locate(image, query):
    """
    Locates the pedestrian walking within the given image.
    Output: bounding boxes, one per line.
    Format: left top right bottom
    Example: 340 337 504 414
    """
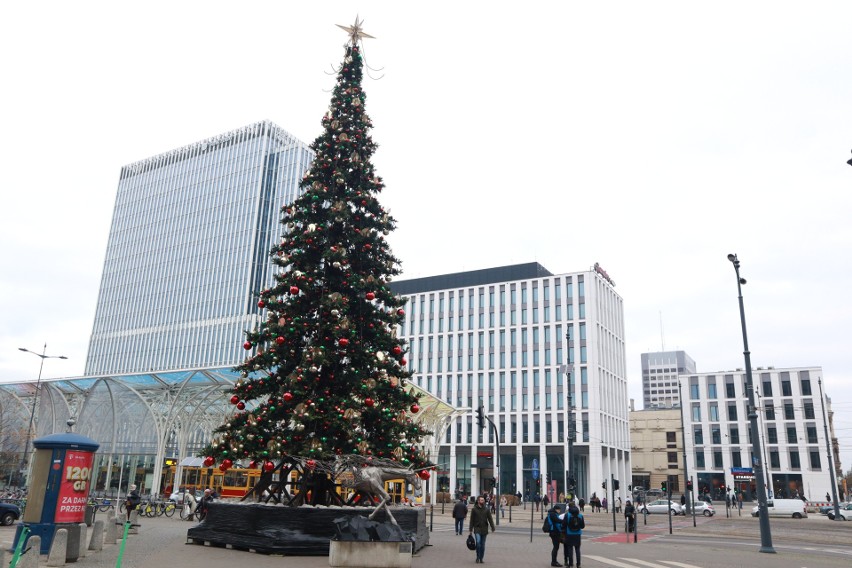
469 495 496 563
602 497 608 513
500 495 507 518
578 497 585 512
561 500 585 568
546 505 564 567
125 484 141 512
616 497 622 513
452 495 468 535
624 499 636 532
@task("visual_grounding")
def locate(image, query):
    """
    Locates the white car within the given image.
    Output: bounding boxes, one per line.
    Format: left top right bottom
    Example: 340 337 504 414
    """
826 503 852 521
688 500 715 516
641 499 683 515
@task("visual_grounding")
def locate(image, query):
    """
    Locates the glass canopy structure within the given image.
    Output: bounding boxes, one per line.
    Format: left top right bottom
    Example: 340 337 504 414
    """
0 367 460 501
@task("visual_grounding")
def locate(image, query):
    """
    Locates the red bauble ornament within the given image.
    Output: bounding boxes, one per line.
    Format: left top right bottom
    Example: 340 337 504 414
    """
339 338 349 347
283 392 294 402
236 401 245 410
275 336 284 345
220 458 233 471
249 460 258 469
410 404 420 414
306 459 317 470
230 395 240 405
397 309 405 316
289 286 300 295
364 397 375 407
392 346 402 355
203 456 215 467
257 300 265 308
263 461 275 472
365 292 375 301
243 341 252 350
400 358 407 365
418 470 430 480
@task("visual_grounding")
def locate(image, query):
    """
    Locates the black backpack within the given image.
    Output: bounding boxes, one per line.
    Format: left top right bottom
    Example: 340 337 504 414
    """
542 511 559 533
566 512 584 531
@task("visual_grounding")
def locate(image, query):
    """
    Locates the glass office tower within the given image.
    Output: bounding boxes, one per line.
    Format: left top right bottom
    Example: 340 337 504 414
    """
85 120 313 375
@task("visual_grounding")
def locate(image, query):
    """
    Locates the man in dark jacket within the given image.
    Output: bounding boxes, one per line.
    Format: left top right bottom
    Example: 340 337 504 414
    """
452 496 468 535
546 505 564 567
624 499 636 532
469 495 496 563
561 501 584 568
126 484 141 512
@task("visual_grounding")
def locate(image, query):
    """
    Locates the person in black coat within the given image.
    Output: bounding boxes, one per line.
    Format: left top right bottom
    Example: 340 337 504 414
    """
452 496 468 535
624 499 636 532
125 484 141 512
546 505 564 567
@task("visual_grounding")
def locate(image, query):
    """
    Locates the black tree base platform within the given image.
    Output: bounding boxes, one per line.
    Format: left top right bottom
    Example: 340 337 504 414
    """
186 502 429 556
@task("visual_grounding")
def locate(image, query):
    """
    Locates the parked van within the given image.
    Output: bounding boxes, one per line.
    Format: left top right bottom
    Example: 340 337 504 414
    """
751 498 807 519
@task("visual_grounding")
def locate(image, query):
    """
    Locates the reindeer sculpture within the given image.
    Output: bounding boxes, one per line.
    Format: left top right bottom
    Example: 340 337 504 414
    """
350 464 422 526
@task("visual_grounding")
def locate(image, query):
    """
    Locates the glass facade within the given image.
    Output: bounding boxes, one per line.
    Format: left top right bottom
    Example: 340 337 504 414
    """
85 121 313 375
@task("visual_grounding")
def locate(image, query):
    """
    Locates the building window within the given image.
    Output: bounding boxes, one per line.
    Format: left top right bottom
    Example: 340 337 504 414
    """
769 451 780 469
713 451 723 469
729 427 739 444
707 382 717 399
709 404 719 421
800 378 812 396
764 402 775 421
667 452 678 466
692 405 701 422
809 451 821 470
784 402 794 420
803 401 815 419
695 450 705 468
789 450 801 469
806 425 817 444
726 383 736 398
690 383 699 400
781 378 792 397
666 431 676 445
711 427 721 445
693 427 703 445
762 380 772 396
731 450 742 468
786 425 796 443
727 403 738 421
767 426 777 444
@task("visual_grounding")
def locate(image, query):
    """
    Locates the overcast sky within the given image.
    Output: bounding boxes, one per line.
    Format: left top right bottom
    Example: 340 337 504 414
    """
2 2 851 473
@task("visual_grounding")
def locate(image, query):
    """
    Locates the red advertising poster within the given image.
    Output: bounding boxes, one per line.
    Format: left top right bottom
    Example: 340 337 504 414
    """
55 450 95 523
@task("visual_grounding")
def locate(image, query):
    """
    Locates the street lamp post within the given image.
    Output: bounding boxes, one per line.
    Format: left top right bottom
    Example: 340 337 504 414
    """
18 344 68 487
676 381 696 526
726 254 775 553
817 378 841 520
560 362 575 500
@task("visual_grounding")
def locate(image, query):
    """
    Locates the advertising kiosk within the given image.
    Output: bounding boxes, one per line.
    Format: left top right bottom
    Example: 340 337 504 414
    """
14 432 99 554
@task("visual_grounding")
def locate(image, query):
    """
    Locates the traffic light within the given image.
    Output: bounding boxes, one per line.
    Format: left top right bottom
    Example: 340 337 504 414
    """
628 484 632 492
476 406 485 429
686 479 693 491
546 472 551 483
490 477 496 488
613 479 620 491
602 480 607 490
568 476 576 488
661 480 667 492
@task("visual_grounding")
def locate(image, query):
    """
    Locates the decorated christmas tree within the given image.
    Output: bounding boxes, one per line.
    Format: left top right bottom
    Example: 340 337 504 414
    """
201 20 431 486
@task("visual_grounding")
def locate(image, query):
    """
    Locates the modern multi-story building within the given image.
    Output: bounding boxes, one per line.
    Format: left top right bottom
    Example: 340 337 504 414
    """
85 121 313 375
681 366 837 502
390 262 631 502
640 350 696 409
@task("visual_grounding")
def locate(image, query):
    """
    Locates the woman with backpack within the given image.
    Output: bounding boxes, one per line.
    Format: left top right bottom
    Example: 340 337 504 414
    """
561 500 585 568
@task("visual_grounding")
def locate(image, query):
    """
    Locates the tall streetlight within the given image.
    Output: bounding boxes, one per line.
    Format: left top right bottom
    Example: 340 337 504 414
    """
817 378 841 520
19 344 68 486
726 254 774 553
560 362 575 499
676 381 695 526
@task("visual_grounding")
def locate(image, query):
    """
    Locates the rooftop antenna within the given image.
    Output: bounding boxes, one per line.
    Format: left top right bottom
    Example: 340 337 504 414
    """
659 311 665 351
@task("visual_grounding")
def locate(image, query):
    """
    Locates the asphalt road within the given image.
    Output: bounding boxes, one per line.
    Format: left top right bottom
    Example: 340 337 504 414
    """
1 504 850 567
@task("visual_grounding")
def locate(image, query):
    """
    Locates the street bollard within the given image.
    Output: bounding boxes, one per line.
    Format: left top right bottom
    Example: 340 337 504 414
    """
429 504 433 532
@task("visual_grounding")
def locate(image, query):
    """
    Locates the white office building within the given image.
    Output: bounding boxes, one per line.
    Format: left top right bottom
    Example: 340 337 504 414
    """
390 262 631 502
641 350 696 409
680 366 837 502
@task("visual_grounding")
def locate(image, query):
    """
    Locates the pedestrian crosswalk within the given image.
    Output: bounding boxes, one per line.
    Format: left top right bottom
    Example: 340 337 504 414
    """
583 556 703 568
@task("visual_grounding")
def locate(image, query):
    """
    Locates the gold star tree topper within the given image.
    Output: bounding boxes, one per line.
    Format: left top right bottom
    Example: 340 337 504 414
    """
336 16 375 45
